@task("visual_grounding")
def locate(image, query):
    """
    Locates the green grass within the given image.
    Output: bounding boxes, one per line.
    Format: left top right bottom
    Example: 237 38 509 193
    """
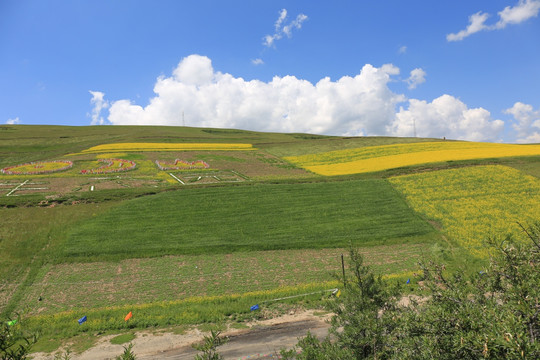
2 124 516 353
0 125 332 169
0 203 118 316
110 333 136 345
62 180 437 260
25 282 339 343
20 243 431 315
263 136 445 157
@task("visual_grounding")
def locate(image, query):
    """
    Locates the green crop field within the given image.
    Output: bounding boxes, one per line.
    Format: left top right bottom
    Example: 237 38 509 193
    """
1 124 539 353
62 180 436 260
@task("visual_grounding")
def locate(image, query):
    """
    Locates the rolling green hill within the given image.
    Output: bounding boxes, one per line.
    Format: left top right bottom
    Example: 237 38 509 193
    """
1 124 539 353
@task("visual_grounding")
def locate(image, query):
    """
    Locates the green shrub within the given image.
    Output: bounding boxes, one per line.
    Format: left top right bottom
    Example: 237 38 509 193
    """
283 223 540 359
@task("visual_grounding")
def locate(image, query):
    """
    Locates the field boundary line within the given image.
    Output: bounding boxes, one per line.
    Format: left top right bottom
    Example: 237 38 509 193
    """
6 179 29 196
168 173 185 184
261 288 338 304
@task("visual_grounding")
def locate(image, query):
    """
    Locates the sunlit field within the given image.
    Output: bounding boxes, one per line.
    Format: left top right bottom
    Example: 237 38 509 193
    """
286 141 540 175
390 165 540 256
62 179 436 259
2 125 540 353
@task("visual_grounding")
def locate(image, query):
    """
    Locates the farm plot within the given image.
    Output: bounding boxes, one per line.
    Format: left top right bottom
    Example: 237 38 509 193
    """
285 141 540 176
21 243 428 315
62 180 438 260
0 178 90 197
0 176 167 197
390 165 540 257
0 203 114 314
150 150 311 180
80 176 167 192
168 170 248 185
0 179 49 196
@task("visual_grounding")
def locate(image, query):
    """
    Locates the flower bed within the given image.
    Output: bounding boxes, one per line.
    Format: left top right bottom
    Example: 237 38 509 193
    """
80 159 136 174
155 159 210 170
1 160 73 175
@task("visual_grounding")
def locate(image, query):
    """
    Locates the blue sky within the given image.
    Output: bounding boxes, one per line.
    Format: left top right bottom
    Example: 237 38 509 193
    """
1 0 539 143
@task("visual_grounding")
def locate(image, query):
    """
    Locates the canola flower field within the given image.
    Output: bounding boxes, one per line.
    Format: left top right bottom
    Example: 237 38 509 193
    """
77 142 254 154
389 165 540 257
285 141 540 175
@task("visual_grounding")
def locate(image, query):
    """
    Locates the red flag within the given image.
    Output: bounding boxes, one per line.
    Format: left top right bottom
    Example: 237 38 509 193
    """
124 311 132 321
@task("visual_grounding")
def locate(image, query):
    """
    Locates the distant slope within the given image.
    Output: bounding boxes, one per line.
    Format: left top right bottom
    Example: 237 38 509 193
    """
0 125 439 168
285 141 540 175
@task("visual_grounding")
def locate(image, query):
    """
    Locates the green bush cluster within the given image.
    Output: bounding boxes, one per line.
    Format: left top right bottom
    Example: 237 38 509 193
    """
282 223 540 359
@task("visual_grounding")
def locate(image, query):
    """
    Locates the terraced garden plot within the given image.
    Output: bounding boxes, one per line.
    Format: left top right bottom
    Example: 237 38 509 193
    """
62 180 437 260
285 141 540 176
390 165 540 256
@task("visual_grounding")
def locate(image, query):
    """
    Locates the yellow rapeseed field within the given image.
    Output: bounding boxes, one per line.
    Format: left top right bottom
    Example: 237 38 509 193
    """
389 165 540 257
78 142 254 153
285 141 540 176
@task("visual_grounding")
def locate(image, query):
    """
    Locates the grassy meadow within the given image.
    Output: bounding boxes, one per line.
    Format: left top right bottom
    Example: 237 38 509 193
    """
62 180 436 260
1 124 539 352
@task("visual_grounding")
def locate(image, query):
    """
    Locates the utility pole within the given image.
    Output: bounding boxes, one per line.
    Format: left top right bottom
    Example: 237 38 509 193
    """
413 117 417 137
182 111 185 127
341 254 346 287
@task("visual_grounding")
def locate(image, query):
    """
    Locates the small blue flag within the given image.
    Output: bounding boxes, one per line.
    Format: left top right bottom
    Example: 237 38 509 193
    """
406 278 410 284
250 304 259 311
78 316 87 325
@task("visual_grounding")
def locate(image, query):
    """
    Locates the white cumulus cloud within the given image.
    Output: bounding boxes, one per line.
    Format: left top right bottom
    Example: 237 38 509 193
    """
104 55 405 136
406 68 427 90
505 102 540 143
263 9 308 47
447 0 540 41
6 117 20 124
496 0 540 28
93 54 506 142
389 95 504 141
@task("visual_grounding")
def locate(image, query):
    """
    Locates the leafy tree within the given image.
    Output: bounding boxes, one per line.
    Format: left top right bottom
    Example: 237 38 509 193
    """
282 246 403 359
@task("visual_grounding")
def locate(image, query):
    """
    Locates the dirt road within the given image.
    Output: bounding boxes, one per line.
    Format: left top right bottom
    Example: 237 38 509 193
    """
142 318 329 359
31 310 331 360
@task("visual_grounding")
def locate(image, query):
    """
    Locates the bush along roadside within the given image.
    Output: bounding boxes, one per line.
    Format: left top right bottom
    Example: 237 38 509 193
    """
281 222 540 360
